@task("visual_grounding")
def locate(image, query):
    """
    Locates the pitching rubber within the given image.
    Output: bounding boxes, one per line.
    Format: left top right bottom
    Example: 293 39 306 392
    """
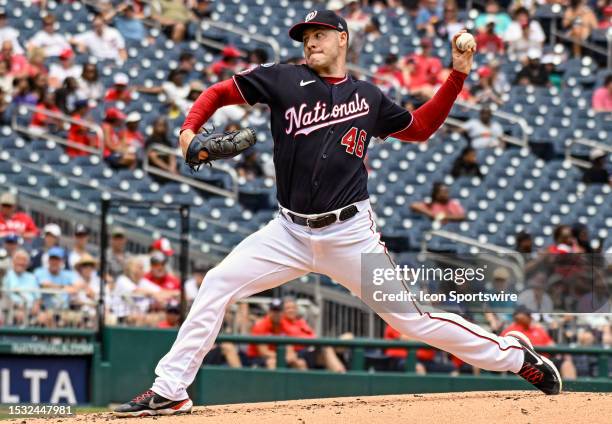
506 330 563 393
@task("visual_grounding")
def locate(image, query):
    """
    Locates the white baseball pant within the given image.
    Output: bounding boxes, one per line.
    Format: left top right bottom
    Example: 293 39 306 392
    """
152 199 524 400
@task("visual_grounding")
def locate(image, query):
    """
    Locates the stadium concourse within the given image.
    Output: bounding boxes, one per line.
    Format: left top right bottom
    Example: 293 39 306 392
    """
0 0 610 379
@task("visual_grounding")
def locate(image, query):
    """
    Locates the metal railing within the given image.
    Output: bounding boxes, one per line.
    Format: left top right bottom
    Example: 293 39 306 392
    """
196 18 281 63
217 334 611 377
12 105 104 156
551 27 612 70
565 138 612 168
144 143 239 199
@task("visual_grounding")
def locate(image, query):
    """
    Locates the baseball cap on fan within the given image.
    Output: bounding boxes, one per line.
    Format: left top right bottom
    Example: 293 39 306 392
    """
289 10 348 42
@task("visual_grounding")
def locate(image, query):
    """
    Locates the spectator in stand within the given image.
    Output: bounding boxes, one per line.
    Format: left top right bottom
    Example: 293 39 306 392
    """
384 324 429 374
548 225 577 254
139 69 191 111
344 0 373 64
151 0 192 43
515 48 550 86
450 146 482 179
25 48 48 79
177 51 198 80
475 0 511 35
460 106 504 149
191 0 212 20
504 7 545 62
210 46 244 77
105 73 133 103
571 223 595 254
489 59 511 95
184 262 209 303
410 182 466 224
592 74 612 113
517 272 554 313
102 108 137 169
473 66 504 105
145 116 178 180
30 223 68 270
437 2 464 41
54 76 79 115
475 20 505 55
582 148 610 184
12 77 37 106
29 91 62 135
0 86 8 125
71 14 127 63
1 40 28 76
282 297 346 372
66 99 97 157
157 301 181 328
143 251 180 293
0 59 12 95
150 237 175 259
415 0 443 38
247 298 307 369
0 194 37 242
48 48 81 89
248 48 269 67
2 249 40 313
571 329 600 377
77 63 104 102
236 150 264 181
113 2 147 42
374 54 405 93
68 224 93 269
2 233 20 260
0 9 24 55
405 38 443 95
34 246 78 309
72 253 100 308
563 0 598 57
26 14 70 58
123 112 145 158
599 3 612 29
107 226 130 279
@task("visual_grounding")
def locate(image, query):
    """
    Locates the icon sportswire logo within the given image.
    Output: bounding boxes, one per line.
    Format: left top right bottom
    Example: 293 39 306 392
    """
300 80 315 87
284 93 370 136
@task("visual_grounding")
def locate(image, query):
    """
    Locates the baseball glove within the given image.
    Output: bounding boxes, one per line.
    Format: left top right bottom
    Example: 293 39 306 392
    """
185 128 257 171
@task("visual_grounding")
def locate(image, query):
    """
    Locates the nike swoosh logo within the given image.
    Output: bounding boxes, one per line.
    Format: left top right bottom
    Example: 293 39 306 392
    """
534 355 543 366
300 80 315 87
149 399 173 409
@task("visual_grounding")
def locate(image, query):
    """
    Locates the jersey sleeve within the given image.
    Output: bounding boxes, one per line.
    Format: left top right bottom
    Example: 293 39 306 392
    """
372 91 413 139
232 63 282 106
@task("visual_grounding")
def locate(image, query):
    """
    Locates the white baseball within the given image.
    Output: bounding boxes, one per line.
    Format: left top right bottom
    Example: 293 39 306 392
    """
455 33 476 52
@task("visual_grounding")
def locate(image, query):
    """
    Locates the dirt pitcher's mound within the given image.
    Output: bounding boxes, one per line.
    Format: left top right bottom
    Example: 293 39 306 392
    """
12 391 612 424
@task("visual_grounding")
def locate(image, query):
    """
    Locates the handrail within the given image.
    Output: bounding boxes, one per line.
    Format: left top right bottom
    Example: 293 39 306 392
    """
12 104 104 156
444 116 527 148
196 18 281 63
565 138 612 169
453 99 530 146
422 229 520 256
144 143 239 199
551 27 611 70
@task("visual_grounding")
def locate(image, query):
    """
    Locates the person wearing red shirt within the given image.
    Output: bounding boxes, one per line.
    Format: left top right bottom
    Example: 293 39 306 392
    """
404 38 443 91
410 182 466 224
29 91 61 134
384 324 432 374
0 192 38 240
105 73 132 103
122 111 145 153
144 251 180 291
210 46 243 77
501 306 553 347
157 302 181 329
282 298 345 372
374 54 405 92
475 21 505 55
0 40 28 76
66 99 98 157
246 298 306 370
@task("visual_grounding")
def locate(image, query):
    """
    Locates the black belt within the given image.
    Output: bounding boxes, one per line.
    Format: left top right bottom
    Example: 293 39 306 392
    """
286 205 359 229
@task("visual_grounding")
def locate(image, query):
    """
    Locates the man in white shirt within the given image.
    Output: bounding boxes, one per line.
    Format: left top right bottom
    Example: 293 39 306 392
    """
462 106 504 149
71 14 127 63
0 9 24 55
26 14 70 58
49 48 83 88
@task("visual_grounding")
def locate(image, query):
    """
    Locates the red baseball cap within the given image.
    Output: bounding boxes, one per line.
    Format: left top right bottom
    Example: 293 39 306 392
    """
478 66 492 78
151 237 175 256
222 46 242 58
59 48 74 60
105 107 126 121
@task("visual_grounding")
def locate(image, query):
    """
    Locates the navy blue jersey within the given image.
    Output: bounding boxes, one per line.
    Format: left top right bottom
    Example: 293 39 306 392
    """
234 63 412 214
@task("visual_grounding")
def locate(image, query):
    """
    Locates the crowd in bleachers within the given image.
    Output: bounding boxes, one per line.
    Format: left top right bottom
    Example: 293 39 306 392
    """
0 0 610 376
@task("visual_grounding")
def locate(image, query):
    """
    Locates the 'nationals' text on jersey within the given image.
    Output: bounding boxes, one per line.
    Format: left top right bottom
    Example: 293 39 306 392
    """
234 63 413 214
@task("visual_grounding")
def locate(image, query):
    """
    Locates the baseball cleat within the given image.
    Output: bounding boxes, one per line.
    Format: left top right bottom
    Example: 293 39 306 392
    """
113 389 193 417
507 330 562 395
